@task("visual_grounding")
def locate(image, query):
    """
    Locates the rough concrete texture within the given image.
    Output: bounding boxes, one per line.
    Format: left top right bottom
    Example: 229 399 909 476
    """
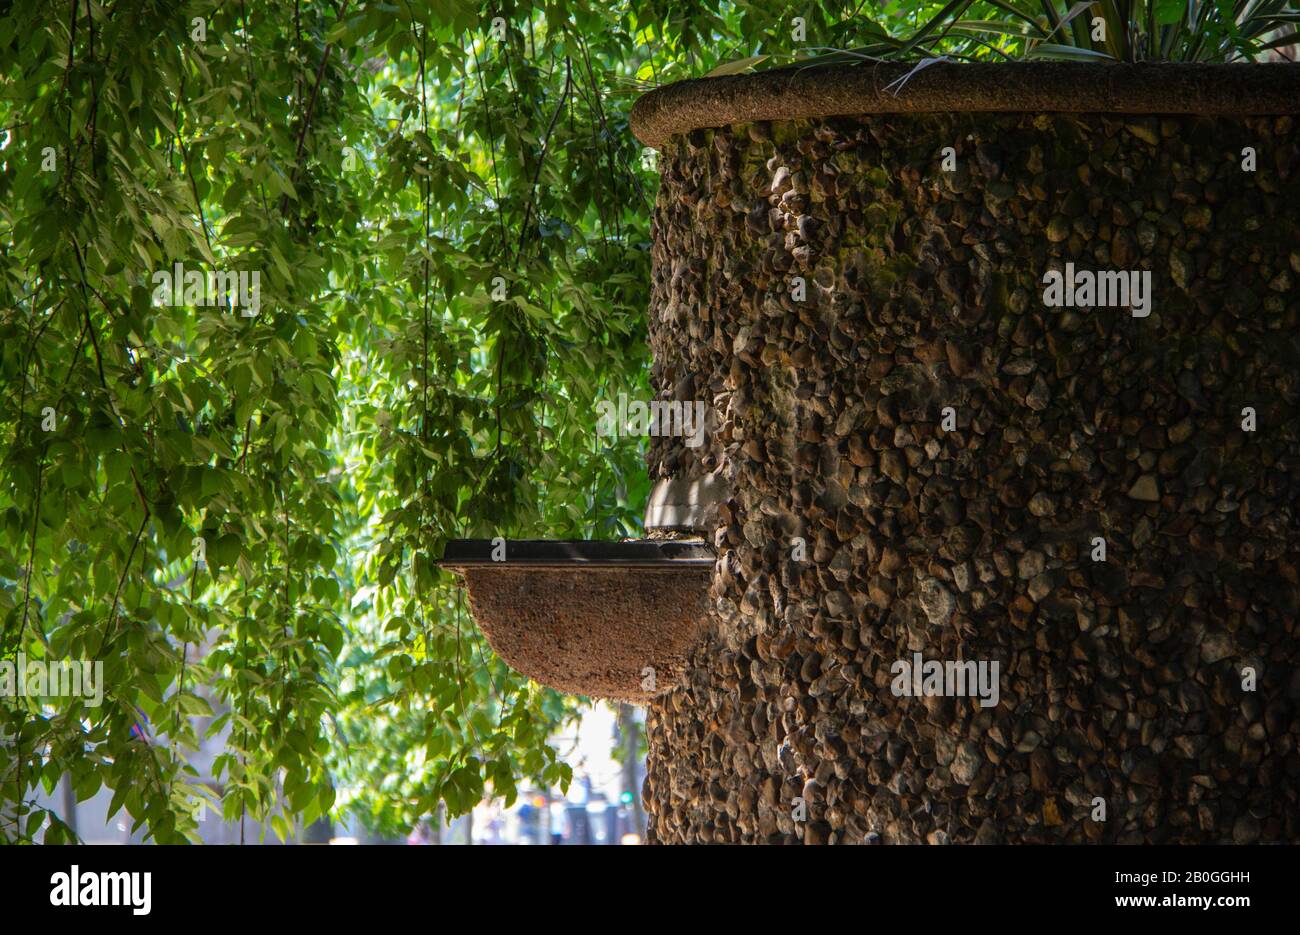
460 565 712 703
640 107 1300 843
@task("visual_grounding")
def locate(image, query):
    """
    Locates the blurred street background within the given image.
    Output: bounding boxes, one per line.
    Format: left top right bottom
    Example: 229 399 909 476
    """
31 701 646 845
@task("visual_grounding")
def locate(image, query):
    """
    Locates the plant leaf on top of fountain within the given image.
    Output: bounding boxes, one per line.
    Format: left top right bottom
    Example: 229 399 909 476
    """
702 0 1300 75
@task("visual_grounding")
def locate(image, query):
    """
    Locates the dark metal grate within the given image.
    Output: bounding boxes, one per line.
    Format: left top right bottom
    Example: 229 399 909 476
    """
438 538 715 569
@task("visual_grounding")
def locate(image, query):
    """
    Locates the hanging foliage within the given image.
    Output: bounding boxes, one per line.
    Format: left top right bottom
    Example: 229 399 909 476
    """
0 0 990 842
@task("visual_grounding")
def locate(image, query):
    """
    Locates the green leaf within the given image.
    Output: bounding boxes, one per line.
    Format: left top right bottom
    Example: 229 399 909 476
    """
704 54 769 76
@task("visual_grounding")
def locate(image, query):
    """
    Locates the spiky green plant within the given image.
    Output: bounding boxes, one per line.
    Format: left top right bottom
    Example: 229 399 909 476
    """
800 0 1300 66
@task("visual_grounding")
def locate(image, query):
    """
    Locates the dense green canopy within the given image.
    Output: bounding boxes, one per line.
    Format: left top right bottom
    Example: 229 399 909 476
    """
2 0 1295 843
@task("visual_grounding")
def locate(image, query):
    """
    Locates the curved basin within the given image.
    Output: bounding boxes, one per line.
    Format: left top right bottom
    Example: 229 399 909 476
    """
439 539 714 703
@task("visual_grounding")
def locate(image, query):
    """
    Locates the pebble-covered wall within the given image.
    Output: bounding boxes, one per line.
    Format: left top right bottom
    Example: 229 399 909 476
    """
638 103 1300 843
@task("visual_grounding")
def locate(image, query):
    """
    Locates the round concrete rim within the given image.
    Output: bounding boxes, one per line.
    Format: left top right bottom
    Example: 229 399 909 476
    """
630 61 1300 148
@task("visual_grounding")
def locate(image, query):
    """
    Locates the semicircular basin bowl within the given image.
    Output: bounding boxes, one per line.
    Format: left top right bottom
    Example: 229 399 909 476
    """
439 539 714 703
